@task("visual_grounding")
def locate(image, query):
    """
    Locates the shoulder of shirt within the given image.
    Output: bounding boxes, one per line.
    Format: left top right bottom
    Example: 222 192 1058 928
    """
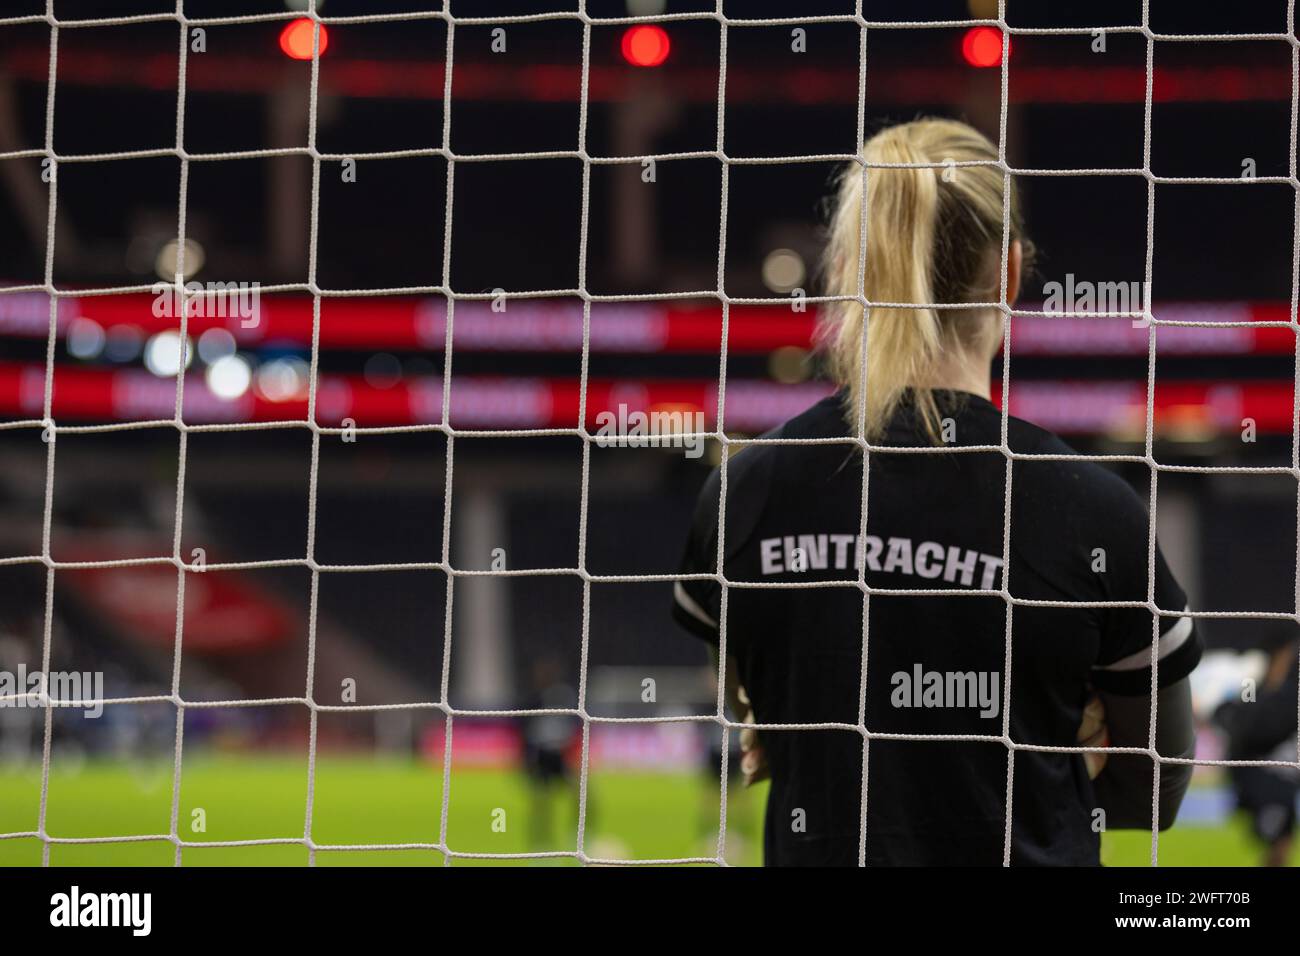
690 394 843 540
1002 412 1148 521
726 392 846 480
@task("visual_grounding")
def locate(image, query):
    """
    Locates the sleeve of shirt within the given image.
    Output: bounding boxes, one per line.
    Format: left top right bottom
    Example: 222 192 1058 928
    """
1093 528 1203 696
671 468 723 645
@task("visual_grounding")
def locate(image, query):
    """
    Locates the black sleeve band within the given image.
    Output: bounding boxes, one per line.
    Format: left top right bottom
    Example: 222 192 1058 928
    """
1091 615 1202 696
671 580 720 644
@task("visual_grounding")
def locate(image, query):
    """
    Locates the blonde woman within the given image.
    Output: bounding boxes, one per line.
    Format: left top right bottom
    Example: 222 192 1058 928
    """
672 118 1200 866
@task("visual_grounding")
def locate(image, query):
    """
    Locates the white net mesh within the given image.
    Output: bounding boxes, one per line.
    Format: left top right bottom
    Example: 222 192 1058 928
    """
0 0 1297 867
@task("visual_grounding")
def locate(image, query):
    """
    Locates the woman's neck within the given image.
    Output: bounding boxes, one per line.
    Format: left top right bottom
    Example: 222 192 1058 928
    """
926 350 992 400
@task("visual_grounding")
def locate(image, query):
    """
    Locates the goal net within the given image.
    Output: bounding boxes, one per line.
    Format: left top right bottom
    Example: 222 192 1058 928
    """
0 0 1297 868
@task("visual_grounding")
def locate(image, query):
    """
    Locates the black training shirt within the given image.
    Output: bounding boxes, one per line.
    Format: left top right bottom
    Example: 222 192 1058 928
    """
672 389 1201 866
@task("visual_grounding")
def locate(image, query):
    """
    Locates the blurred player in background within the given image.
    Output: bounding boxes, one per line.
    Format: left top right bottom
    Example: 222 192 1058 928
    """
0 634 38 763
673 118 1202 866
518 656 583 852
1214 627 1300 866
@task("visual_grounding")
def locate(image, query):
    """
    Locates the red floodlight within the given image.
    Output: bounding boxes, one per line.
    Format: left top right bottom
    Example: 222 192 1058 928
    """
621 25 670 68
961 26 1006 68
280 18 329 61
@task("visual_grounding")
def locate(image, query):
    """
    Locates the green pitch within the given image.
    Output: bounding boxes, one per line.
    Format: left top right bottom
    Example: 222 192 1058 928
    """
0 756 1291 867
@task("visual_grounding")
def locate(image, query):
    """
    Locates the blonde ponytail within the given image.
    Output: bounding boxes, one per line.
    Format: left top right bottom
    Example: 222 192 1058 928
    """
819 118 1033 442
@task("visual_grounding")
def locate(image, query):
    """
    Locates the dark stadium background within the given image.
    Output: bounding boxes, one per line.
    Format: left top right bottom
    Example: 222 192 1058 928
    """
0 0 1295 768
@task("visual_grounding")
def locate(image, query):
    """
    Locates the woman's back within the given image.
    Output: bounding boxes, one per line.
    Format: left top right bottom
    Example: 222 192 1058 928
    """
672 388 1199 865
672 117 1200 865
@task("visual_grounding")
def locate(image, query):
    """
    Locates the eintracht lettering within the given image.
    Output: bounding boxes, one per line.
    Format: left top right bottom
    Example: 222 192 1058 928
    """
757 532 1003 589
